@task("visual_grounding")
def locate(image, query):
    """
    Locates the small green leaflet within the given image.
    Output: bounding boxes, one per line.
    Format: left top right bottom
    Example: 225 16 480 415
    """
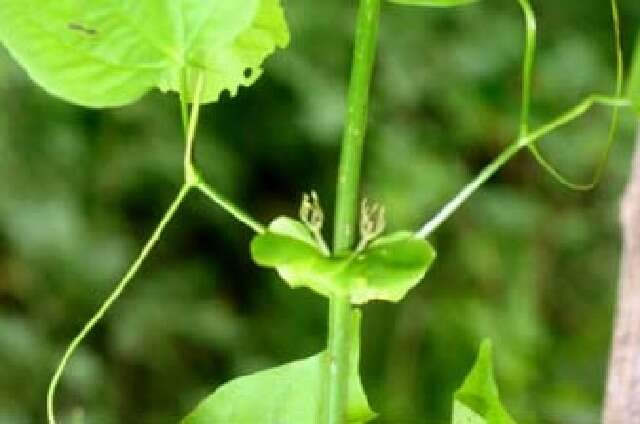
0 0 289 107
388 0 479 7
629 33 640 115
181 310 376 424
452 340 517 424
250 217 436 304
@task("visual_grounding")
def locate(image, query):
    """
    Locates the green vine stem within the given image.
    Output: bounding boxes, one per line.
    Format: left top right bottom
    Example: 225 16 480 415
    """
184 74 205 182
519 0 624 190
417 0 626 239
179 75 265 234
46 184 191 424
325 0 381 423
515 0 536 139
417 95 631 239
179 69 191 140
46 73 264 423
46 74 207 424
195 178 265 234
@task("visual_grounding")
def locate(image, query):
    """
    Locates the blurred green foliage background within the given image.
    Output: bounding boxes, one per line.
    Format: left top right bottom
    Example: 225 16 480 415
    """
1 1 639 423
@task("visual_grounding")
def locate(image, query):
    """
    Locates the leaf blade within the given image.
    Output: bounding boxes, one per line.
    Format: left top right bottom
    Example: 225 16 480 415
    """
0 0 168 106
251 218 437 304
0 0 289 107
453 340 517 424
343 232 436 304
181 310 375 424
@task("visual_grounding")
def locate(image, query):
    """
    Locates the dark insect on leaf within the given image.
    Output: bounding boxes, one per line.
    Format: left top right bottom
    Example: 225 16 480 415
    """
67 22 98 36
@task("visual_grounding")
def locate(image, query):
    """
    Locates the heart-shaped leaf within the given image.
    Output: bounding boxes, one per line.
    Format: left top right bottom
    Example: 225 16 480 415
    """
388 0 479 7
0 0 289 107
251 217 436 304
181 310 376 424
453 340 517 424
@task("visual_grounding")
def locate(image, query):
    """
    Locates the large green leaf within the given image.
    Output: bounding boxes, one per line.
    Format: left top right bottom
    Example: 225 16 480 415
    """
0 0 289 107
630 33 640 115
251 217 436 304
388 0 479 7
181 310 376 424
452 340 516 424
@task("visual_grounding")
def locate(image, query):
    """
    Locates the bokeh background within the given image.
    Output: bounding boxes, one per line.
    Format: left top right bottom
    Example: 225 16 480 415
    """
1 0 639 423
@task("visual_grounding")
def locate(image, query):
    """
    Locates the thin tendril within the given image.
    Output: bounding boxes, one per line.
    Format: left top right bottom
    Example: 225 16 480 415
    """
526 96 629 142
180 73 265 233
416 95 630 239
516 0 536 138
179 69 190 140
46 71 208 424
180 74 266 233
184 73 205 182
195 180 266 234
523 0 624 191
47 66 266 423
417 0 627 238
46 185 191 424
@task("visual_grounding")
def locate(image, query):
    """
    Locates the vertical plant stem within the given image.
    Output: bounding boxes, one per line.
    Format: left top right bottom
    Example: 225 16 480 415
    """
325 0 380 423
334 0 380 245
515 0 536 138
324 296 355 424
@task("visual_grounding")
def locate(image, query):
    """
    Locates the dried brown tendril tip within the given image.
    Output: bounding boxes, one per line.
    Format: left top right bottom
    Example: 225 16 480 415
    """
300 191 324 232
299 191 331 256
358 198 386 251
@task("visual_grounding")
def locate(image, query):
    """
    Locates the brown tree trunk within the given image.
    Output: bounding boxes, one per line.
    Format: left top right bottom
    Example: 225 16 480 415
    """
604 124 640 424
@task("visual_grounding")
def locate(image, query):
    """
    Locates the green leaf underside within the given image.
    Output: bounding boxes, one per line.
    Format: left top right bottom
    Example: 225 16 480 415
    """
251 217 436 304
0 0 289 107
388 0 479 7
181 310 375 424
630 33 640 115
453 340 516 424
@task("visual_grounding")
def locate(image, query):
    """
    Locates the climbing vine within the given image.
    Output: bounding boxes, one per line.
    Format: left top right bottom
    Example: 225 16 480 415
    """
0 0 637 422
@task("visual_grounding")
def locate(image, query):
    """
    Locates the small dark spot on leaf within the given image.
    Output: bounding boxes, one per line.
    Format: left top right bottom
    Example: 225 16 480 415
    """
68 22 98 36
219 89 232 101
243 68 253 79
